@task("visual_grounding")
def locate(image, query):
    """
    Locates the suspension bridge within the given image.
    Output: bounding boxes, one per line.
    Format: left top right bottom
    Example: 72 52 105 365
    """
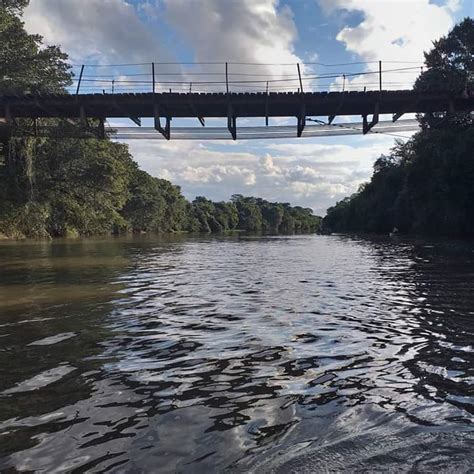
0 60 472 141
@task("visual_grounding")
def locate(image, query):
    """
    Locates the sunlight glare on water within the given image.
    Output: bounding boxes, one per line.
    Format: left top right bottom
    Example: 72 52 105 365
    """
0 234 473 472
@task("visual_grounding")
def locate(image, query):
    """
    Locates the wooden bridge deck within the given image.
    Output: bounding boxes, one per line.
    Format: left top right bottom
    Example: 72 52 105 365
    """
0 90 472 140
1 90 472 119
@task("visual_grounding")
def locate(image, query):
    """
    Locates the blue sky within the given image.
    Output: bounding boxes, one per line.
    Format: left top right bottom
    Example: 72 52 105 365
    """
23 0 472 214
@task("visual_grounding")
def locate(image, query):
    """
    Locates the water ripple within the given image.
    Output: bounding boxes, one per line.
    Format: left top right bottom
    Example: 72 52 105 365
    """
0 235 473 472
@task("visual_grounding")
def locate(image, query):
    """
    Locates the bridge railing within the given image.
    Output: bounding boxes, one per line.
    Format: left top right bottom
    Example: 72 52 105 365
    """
70 60 427 96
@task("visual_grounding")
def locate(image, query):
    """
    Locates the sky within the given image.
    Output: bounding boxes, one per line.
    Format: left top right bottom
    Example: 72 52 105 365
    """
22 0 472 215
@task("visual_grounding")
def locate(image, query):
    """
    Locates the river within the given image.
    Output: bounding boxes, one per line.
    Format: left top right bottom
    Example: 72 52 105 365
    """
0 234 473 472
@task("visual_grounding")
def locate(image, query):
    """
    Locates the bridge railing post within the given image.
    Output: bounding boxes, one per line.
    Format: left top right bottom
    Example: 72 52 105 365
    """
297 63 303 93
152 62 156 94
225 62 229 94
265 81 269 126
379 60 382 92
76 65 84 96
296 63 305 137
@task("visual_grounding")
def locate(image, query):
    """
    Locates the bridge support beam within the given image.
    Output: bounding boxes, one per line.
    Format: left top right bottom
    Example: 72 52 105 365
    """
392 111 404 122
362 102 379 134
393 99 419 122
129 116 141 127
227 103 236 140
110 99 142 127
187 96 205 127
154 104 171 140
327 90 347 126
297 103 306 137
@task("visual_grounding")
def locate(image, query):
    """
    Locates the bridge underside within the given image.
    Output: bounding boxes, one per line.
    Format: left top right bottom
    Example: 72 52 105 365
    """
0 90 472 140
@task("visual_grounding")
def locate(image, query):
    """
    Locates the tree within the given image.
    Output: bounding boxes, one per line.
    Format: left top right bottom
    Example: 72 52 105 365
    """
232 195 263 231
214 201 239 231
323 19 474 237
0 0 29 15
157 179 188 232
414 17 474 129
261 202 284 232
0 1 72 95
0 2 322 239
121 169 167 233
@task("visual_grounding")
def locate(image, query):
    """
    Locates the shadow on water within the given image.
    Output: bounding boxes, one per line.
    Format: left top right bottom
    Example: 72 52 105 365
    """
0 234 473 472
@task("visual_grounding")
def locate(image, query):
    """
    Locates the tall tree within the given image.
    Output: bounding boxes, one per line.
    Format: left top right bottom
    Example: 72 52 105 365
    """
323 19 474 237
0 0 72 94
414 17 474 129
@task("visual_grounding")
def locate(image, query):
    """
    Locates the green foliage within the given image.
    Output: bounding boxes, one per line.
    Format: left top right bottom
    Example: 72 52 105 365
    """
1 138 133 237
185 194 321 234
156 179 188 232
121 169 166 233
0 200 49 239
0 1 72 94
232 195 263 231
0 136 197 238
0 0 29 15
415 17 473 129
323 126 474 236
323 19 474 237
0 2 321 239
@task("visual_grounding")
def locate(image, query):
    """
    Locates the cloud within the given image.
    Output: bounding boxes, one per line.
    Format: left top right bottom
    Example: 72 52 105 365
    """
318 0 460 90
24 0 308 92
23 0 174 64
123 136 394 214
21 0 416 214
162 0 309 91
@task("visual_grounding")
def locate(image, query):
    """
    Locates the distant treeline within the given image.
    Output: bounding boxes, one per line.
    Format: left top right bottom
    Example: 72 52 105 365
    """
323 18 474 237
0 1 320 239
0 138 320 239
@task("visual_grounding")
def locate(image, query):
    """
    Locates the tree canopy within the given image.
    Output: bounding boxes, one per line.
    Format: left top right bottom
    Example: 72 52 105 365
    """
0 3 321 239
323 18 474 237
0 0 72 95
414 17 473 129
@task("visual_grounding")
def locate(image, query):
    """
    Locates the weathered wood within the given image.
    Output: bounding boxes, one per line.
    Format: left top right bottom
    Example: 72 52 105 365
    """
0 91 472 122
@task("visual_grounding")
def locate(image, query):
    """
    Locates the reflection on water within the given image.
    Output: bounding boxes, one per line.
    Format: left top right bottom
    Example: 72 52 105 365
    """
0 234 473 472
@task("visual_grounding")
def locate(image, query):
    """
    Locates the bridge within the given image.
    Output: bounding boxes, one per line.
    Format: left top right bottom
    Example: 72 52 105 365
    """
0 90 472 141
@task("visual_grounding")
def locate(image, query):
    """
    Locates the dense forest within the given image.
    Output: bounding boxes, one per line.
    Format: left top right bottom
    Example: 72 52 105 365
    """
0 1 320 239
323 18 474 236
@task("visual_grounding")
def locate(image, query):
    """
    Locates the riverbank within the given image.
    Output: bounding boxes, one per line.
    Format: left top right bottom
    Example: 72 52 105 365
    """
1 137 320 239
322 125 474 237
0 227 322 241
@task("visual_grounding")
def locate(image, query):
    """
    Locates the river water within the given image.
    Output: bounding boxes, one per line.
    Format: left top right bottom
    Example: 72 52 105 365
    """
0 234 473 472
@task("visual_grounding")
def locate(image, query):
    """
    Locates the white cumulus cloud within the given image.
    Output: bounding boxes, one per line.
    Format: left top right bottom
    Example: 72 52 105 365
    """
319 0 460 90
23 0 174 64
